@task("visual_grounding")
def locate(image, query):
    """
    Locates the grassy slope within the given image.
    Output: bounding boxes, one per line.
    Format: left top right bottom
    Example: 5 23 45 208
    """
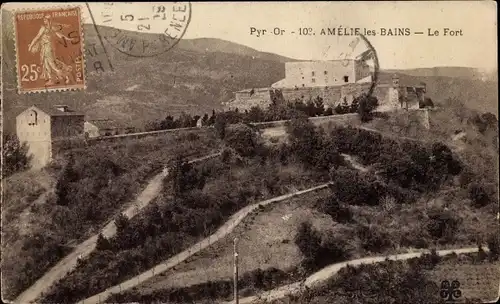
111 107 498 302
132 189 332 295
1 128 221 300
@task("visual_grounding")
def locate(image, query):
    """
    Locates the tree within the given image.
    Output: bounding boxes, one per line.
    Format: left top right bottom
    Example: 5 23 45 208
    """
201 113 209 125
468 183 490 208
96 233 112 251
286 115 322 166
2 134 30 177
177 112 194 128
295 221 322 270
214 113 228 139
161 115 176 129
247 106 266 123
55 154 78 206
317 195 352 223
313 96 325 116
207 110 216 125
224 124 261 157
171 156 205 197
356 94 379 122
114 213 130 235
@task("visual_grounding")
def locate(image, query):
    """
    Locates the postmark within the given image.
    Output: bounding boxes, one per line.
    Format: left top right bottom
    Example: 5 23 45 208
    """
98 2 191 57
340 34 380 97
13 6 86 93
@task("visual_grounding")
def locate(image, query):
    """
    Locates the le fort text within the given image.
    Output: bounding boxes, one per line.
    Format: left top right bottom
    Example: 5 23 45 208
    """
250 27 464 37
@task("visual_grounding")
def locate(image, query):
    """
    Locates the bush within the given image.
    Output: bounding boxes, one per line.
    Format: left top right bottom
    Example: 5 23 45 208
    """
316 195 352 223
171 156 206 197
329 167 386 206
295 222 351 271
487 233 499 260
357 224 393 253
426 208 461 242
224 124 262 157
356 94 379 122
468 183 491 208
96 233 112 251
214 114 228 139
2 134 31 177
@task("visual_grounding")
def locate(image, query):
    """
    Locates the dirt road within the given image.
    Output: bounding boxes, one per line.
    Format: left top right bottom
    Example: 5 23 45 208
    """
13 153 220 304
227 247 481 304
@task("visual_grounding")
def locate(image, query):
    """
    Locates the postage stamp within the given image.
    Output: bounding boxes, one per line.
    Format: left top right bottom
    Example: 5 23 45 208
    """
13 6 85 93
97 2 191 57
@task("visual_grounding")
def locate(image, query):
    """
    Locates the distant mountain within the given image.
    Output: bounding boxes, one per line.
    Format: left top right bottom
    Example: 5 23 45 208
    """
176 37 294 63
1 8 497 133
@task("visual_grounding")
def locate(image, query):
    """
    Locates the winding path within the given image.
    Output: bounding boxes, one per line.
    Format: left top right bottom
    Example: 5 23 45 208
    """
13 152 221 304
78 183 332 304
225 247 481 304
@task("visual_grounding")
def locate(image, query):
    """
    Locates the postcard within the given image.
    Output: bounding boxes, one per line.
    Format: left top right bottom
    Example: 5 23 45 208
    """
1 2 498 304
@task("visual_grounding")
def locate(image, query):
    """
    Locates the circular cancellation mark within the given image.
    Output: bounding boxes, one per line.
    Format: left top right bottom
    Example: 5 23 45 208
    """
99 2 191 57
339 34 380 98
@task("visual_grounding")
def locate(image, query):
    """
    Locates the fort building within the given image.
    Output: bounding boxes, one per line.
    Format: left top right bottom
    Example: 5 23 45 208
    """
16 104 85 168
224 59 426 112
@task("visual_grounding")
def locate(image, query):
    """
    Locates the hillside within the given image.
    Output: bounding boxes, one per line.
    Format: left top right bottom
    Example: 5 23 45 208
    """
2 8 497 133
1 15 286 132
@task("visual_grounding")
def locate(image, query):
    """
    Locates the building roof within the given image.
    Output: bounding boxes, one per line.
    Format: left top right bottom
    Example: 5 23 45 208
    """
86 119 127 130
31 104 84 117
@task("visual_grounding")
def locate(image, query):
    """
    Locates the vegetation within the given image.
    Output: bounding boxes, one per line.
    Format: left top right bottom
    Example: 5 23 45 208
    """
28 103 499 302
107 267 292 303
39 126 334 303
2 129 220 300
295 222 352 272
145 94 375 133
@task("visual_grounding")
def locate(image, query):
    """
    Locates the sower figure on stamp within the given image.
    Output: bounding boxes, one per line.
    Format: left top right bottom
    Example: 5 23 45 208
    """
27 15 77 86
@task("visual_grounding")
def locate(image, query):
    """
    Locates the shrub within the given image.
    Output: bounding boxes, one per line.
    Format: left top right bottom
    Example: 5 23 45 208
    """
329 167 386 206
170 156 206 197
96 233 112 251
357 224 393 253
356 94 379 122
224 124 262 157
426 208 461 242
2 134 31 177
468 183 491 208
214 114 228 139
295 222 351 271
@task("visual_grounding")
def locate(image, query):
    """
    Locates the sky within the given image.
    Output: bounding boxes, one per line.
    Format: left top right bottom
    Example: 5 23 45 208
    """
3 1 497 71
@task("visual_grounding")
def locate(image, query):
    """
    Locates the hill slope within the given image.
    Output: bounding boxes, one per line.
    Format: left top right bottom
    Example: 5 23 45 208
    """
2 8 497 132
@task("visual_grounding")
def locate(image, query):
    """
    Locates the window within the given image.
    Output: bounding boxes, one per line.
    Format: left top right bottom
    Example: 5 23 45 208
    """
302 76 304 79
343 76 349 83
312 78 316 83
302 84 305 87
312 71 315 76
324 71 328 75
